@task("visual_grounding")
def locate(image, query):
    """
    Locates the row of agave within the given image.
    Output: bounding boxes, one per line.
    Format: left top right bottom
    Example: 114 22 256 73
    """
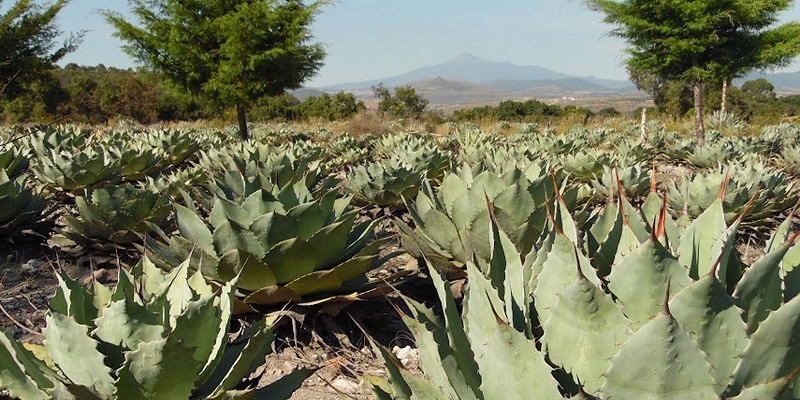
370 184 800 399
2 121 800 397
0 125 800 234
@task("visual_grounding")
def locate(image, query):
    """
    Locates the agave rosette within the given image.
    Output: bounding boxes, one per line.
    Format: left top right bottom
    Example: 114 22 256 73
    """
371 189 800 399
592 164 652 200
343 157 424 208
0 255 312 399
0 144 30 178
31 146 122 193
146 179 392 309
667 163 797 224
0 171 53 237
60 184 172 246
398 164 566 277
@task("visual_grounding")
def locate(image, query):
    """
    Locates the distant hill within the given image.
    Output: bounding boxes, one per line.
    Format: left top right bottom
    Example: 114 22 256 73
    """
313 53 800 105
323 53 632 92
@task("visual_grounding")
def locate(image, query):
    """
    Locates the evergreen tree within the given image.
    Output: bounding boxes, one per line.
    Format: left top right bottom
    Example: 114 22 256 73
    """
103 0 327 139
587 0 800 143
0 0 82 102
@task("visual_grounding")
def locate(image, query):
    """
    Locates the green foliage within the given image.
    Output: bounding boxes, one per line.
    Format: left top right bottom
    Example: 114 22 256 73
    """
0 255 312 399
145 182 393 309
381 195 800 399
343 158 424 208
103 0 328 139
60 184 172 245
588 0 800 139
667 164 798 224
452 99 592 123
0 0 82 103
372 83 429 119
398 164 564 277
0 171 52 238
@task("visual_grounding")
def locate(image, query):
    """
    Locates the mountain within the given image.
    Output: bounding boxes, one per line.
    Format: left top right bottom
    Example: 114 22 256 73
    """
315 53 800 106
323 52 624 91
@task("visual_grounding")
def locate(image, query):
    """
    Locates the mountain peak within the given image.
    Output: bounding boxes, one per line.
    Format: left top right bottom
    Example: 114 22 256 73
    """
446 52 485 63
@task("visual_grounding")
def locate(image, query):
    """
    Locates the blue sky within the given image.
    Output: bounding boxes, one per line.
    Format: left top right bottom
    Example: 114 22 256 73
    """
55 0 800 87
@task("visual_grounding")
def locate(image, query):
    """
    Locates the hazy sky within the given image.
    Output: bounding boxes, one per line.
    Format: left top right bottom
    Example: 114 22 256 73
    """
56 0 800 87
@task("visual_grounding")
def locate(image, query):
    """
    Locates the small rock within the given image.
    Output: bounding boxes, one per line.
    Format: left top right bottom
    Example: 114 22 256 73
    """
392 345 419 370
330 376 360 394
20 259 43 275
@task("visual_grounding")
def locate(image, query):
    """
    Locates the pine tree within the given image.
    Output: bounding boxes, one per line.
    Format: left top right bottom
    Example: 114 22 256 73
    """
103 0 327 140
587 0 800 144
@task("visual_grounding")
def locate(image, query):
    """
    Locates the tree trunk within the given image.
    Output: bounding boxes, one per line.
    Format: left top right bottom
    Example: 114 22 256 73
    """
721 79 729 114
237 104 250 141
640 108 648 143
693 82 705 145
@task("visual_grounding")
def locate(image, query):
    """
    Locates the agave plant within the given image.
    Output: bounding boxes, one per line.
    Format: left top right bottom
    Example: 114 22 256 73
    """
344 158 424 208
556 151 611 182
108 144 165 181
0 255 312 400
398 164 567 277
31 146 121 193
776 145 800 177
684 140 738 168
667 164 797 224
143 128 203 166
591 164 652 200
0 171 53 237
371 195 800 399
59 184 172 246
146 180 395 309
0 144 29 178
706 110 747 132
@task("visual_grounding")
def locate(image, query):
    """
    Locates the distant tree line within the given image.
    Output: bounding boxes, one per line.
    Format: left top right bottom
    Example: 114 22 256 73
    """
0 64 365 124
451 99 593 123
643 77 800 123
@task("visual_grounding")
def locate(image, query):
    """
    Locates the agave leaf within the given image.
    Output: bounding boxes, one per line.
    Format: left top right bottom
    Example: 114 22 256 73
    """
242 286 302 306
249 212 299 250
728 295 800 395
43 314 115 397
235 367 316 400
206 319 277 397
0 330 53 400
212 218 266 260
488 205 528 333
175 203 214 252
305 213 355 267
728 374 797 400
734 240 794 333
463 262 562 399
670 275 749 395
428 269 482 394
198 281 236 384
678 199 729 281
49 272 98 327
400 310 480 400
92 299 164 351
533 233 602 324
607 239 692 330
284 239 384 297
541 266 630 394
114 336 201 400
641 191 681 253
370 339 449 400
263 238 318 284
600 311 717 400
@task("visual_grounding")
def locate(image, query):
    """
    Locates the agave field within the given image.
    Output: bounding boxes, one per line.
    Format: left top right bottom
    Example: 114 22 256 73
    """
2 121 800 399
